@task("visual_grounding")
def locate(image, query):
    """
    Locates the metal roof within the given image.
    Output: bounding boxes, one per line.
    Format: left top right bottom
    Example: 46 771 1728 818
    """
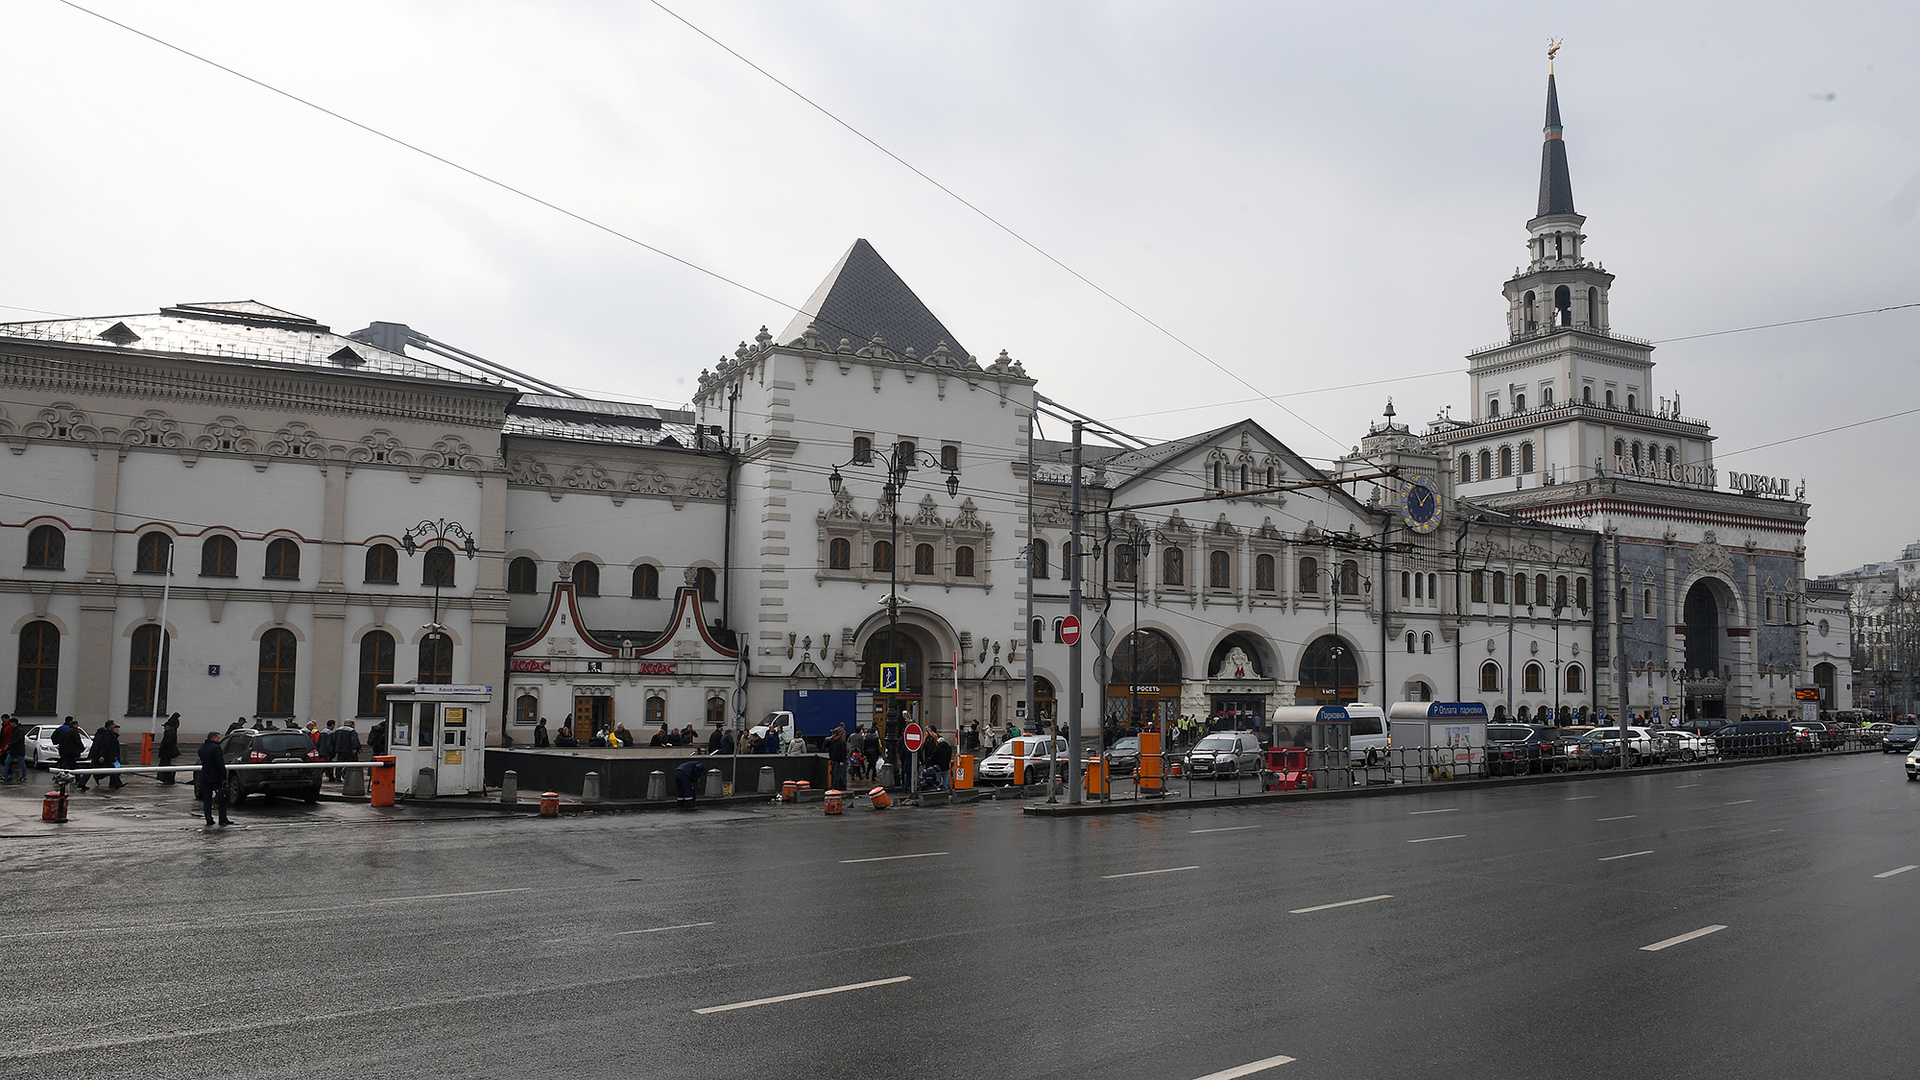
778 239 971 362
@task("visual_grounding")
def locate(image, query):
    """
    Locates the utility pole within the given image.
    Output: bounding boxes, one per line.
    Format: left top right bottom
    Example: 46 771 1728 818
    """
1067 420 1084 806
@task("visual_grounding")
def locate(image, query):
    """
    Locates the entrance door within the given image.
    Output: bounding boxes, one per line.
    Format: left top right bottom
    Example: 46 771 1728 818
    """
572 696 610 742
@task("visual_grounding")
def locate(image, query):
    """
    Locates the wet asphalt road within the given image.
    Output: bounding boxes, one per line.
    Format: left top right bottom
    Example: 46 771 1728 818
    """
3 752 1917 1080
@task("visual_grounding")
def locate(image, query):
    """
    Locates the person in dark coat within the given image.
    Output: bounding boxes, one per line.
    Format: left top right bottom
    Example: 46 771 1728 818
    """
555 726 578 748
826 725 849 790
334 721 362 777
79 721 124 792
533 717 550 747
53 716 84 772
674 759 707 808
197 731 231 827
317 721 338 782
369 720 389 756
706 725 725 754
156 715 181 785
2 716 26 783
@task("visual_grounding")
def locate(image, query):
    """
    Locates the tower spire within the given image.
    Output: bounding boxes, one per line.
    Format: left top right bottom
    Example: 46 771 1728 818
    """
1537 43 1576 218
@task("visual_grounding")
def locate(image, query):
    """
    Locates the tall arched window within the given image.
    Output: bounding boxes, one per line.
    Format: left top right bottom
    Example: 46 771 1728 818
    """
1114 544 1137 583
706 696 726 728
136 531 173 574
955 546 975 577
1499 446 1513 477
696 567 717 602
508 557 538 594
1031 539 1049 579
1163 547 1184 586
1210 461 1222 489
1583 385 1593 403
1031 618 1044 644
26 524 65 569
1606 389 1616 408
632 563 659 598
264 537 300 580
1208 550 1231 589
1492 571 1507 604
1514 393 1527 412
914 544 936 575
1627 394 1636 412
1576 577 1588 609
15 620 60 714
1520 443 1535 473
1514 574 1528 606
1555 575 1569 607
127 624 170 715
257 628 298 716
1053 618 1067 644
1471 570 1486 603
1523 662 1544 693
1255 553 1275 592
357 631 394 716
418 633 452 684
1565 663 1584 693
1339 560 1361 596
1298 555 1320 593
1479 450 1493 478
1422 632 1432 654
646 697 667 726
828 538 852 571
1402 571 1411 600
363 543 395 584
1459 454 1472 483
573 561 600 597
423 547 456 588
873 541 894 573
1406 632 1417 654
1534 574 1548 605
1479 660 1501 692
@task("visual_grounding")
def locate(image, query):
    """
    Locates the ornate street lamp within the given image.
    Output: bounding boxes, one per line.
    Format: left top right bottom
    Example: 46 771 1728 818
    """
402 518 477 683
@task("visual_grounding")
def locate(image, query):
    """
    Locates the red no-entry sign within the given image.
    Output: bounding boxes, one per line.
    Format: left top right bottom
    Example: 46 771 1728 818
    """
1060 615 1081 646
902 723 925 752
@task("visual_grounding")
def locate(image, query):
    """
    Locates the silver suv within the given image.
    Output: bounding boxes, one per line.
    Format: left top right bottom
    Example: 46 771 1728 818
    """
1184 731 1263 778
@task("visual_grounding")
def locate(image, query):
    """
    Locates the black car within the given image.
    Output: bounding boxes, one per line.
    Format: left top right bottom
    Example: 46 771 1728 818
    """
1882 725 1919 754
223 729 323 804
1486 725 1565 775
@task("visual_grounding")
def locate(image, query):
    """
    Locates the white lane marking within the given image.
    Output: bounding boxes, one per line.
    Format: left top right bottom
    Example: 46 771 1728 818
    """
368 888 532 903
1675 784 1701 788
1599 850 1654 862
1641 925 1727 952
1407 834 1465 844
1409 808 1459 815
1596 815 1638 821
838 852 948 864
1102 866 1200 879
1874 865 1919 879
1725 799 1754 805
616 921 715 936
1289 894 1393 914
1191 825 1260 834
1566 795 1596 801
696 976 910 1014
1191 1053 1297 1079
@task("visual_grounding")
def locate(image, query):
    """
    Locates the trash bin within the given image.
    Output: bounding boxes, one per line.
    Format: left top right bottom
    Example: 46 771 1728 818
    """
869 786 892 810
824 790 844 815
539 791 560 817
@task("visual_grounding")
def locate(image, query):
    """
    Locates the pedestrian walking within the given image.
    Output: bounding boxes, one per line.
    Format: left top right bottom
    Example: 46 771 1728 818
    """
53 716 84 773
1 715 26 783
317 720 338 782
533 717 550 747
369 719 389 756
156 714 182 785
335 721 362 780
80 721 126 792
197 731 231 827
826 725 849 790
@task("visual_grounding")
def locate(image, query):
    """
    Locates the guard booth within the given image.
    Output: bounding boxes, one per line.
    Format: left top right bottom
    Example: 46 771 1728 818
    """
1269 705 1352 790
379 683 492 797
1387 701 1487 781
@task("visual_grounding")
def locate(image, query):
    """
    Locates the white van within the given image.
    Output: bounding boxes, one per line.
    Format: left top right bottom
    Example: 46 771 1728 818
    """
1346 704 1388 766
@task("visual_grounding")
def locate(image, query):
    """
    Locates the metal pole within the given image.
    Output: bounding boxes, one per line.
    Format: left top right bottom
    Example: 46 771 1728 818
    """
890 447 908 794
1067 421 1084 805
1024 400 1036 741
149 539 174 732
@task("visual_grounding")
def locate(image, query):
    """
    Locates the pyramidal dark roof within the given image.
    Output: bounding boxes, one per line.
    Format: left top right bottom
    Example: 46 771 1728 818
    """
1535 72 1577 217
779 239 969 361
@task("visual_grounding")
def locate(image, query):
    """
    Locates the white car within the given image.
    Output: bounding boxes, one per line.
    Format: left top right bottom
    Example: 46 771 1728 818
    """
977 735 1066 784
1651 729 1712 762
1582 725 1660 764
1906 748 1918 782
24 723 91 768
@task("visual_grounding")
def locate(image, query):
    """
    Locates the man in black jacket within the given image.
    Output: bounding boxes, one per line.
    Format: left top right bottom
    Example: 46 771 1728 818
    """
197 731 230 827
156 715 181 784
78 721 125 792
53 716 84 772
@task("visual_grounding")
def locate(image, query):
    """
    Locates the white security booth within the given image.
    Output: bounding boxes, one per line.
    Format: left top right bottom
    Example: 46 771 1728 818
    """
380 683 493 797
1386 701 1488 781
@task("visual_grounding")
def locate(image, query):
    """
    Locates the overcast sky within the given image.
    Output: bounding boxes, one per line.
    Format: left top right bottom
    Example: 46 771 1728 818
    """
3 1 1915 577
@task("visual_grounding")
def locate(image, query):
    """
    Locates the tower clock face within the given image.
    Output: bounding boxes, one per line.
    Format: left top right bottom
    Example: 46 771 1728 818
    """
1402 475 1441 533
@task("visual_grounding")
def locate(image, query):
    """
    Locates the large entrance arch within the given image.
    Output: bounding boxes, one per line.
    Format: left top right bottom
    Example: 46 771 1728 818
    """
1682 579 1730 719
862 629 927 736
1296 635 1360 705
1108 629 1184 731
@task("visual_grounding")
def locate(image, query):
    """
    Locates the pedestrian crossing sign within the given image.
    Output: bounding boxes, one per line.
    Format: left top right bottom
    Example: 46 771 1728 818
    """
880 663 902 693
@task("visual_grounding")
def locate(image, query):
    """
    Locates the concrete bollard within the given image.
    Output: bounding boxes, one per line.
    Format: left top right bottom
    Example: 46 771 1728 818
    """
646 770 667 800
703 769 724 798
583 771 602 802
342 768 368 798
878 762 897 789
500 770 518 806
415 767 437 799
758 765 778 793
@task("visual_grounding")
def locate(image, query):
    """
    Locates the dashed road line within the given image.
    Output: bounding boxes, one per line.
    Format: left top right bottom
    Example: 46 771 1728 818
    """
1566 795 1596 801
1103 866 1200 879
1874 865 1918 879
838 852 948 864
1191 825 1260 834
368 888 532 903
1641 925 1727 952
1407 834 1465 844
1725 800 1754 806
1599 850 1653 862
1289 894 1393 914
616 921 716 936
1191 1053 1297 1079
695 976 911 1014
1596 815 1637 822
1409 808 1459 815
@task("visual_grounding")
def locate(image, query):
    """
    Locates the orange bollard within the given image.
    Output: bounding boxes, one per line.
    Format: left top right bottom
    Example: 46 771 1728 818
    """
868 786 892 810
540 791 560 817
141 732 154 766
824 790 844 815
782 780 798 802
42 787 69 823
370 756 396 807
1012 753 1026 786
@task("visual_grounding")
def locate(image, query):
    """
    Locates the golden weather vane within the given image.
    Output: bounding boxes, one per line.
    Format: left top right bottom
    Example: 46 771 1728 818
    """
1547 38 1563 72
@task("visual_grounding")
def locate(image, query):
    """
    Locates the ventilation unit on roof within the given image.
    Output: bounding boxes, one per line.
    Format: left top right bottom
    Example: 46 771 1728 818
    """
328 346 366 367
98 322 141 346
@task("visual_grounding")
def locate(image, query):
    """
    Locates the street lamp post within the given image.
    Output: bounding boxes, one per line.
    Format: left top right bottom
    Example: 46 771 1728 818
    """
1550 599 1565 726
401 518 478 684
1311 561 1367 706
829 444 959 794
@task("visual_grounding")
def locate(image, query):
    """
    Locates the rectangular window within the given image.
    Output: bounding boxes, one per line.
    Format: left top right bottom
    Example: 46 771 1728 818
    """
1471 570 1485 603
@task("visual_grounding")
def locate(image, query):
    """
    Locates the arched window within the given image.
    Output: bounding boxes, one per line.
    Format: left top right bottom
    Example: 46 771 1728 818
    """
127 624 170 715
1414 572 1423 600
26 524 65 569
573 561 599 596
1535 574 1548 605
15 620 60 714
1339 560 1361 596
1239 463 1249 490
1489 398 1500 417
1587 287 1598 324
829 538 852 571
914 544 935 575
1479 449 1492 478
1209 550 1232 590
1470 570 1486 602
418 632 452 684
633 563 659 598
508 557 538 594
1053 618 1067 644
1665 445 1675 465
1459 454 1472 483
1631 441 1643 462
1163 547 1184 586
706 696 726 728
1644 589 1654 617
1542 385 1553 406
1514 573 1528 605
362 543 395 584
1499 446 1513 477
646 697 667 726
1606 389 1616 408
955 546 975 577
1298 555 1319 593
873 541 894 573
695 567 718 602
1555 575 1569 607
1030 618 1044 644
423 547 456 588
1524 662 1544 693
1576 576 1588 609
852 435 872 465
896 440 916 464
1112 629 1185 685
1210 460 1222 489
1479 661 1502 692
1255 553 1275 592
1520 443 1535 473
1514 393 1527 412
1565 663 1584 693
357 631 394 716
257 628 297 716
1428 574 1437 601
1267 466 1276 487
1401 571 1411 600
1422 632 1432 654
1300 636 1358 699
1554 284 1572 325
1114 544 1137 584
136 531 173 574
1492 571 1507 604
1517 705 1531 723
941 444 959 472
1031 539 1050 579
264 537 300 580
1627 394 1636 412
1406 632 1417 654
1613 439 1625 460
1582 385 1592 403
1523 290 1537 332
